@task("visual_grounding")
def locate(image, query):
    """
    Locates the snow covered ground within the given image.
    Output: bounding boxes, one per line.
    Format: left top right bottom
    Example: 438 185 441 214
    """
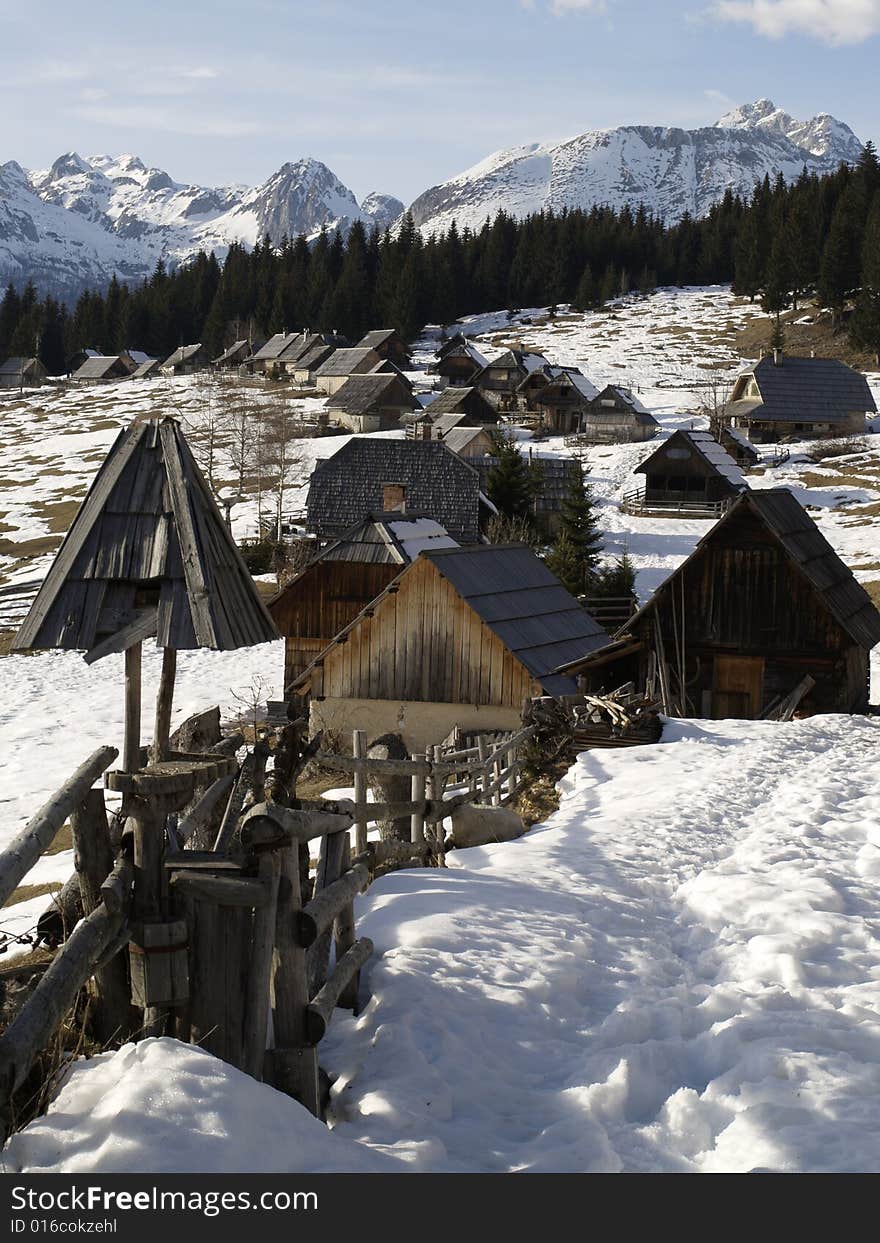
6 713 880 1173
3 285 880 1172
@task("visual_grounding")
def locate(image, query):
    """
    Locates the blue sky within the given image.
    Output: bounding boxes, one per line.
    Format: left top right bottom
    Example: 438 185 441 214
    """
0 0 877 203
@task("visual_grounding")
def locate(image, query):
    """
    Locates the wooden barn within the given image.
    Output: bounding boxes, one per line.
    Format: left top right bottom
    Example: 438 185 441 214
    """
131 358 161 380
212 340 252 369
471 348 549 407
357 329 411 369
326 373 419 432
633 430 747 513
521 368 600 433
269 514 458 691
723 354 876 442
427 337 488 388
247 331 305 375
714 423 760 469
557 488 880 719
305 438 488 544
420 385 499 431
293 544 611 751
581 385 659 443
314 347 383 394
71 354 136 384
0 356 47 389
160 344 210 376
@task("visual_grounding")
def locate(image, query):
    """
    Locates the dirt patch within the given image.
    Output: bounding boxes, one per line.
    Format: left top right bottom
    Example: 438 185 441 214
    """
4 880 62 909
0 534 60 559
32 499 81 534
735 303 880 371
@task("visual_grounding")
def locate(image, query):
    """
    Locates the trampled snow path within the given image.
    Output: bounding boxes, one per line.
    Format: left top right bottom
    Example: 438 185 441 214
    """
318 715 880 1172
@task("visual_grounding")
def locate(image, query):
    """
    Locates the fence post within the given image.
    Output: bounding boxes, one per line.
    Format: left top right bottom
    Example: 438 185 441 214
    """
271 842 320 1115
334 837 359 1011
506 741 518 801
410 754 426 843
492 745 503 807
476 736 489 805
242 851 280 1080
352 730 368 855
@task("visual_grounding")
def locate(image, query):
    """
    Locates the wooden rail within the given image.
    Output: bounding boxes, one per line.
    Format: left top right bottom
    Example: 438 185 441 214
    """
620 488 732 519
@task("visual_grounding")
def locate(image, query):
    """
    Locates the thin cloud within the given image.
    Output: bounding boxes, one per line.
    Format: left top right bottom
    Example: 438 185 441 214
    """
711 0 880 45
521 0 610 12
74 104 261 140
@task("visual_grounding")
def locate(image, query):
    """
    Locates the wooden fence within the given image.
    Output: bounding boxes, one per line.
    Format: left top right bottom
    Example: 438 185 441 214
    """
0 717 538 1137
620 488 732 520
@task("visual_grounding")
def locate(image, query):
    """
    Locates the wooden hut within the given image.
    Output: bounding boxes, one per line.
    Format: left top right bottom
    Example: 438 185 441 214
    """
290 341 336 384
522 368 600 433
71 355 136 384
160 344 210 376
131 358 161 380
557 488 880 720
714 423 760 469
293 544 611 751
723 354 876 442
305 438 488 544
437 425 496 459
212 340 252 369
422 385 499 426
0 357 47 389
427 338 488 388
326 373 419 432
314 347 383 395
269 514 458 691
357 329 411 369
471 348 549 407
247 332 305 375
580 385 659 443
632 430 747 514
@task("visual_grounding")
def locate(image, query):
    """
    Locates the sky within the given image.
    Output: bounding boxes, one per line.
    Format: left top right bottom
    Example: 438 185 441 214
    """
0 0 878 205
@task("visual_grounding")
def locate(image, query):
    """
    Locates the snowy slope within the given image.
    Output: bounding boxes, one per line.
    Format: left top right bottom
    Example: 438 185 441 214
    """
409 99 863 234
5 152 402 299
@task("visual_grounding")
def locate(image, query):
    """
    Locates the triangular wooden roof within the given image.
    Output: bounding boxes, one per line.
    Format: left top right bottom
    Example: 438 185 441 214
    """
14 417 279 656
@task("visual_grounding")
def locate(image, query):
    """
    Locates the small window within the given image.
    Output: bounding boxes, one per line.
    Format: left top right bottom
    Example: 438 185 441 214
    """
382 483 406 512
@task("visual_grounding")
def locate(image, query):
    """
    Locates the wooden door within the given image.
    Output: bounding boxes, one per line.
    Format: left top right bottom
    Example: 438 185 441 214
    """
711 655 764 719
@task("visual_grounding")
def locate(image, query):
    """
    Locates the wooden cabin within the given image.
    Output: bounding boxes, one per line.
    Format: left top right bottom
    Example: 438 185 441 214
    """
427 338 488 388
471 348 549 407
212 340 252 369
326 373 419 432
723 354 876 442
580 385 659 443
521 368 600 433
357 329 411 369
247 332 306 375
314 347 383 395
67 348 101 374
306 438 487 544
291 341 335 384
424 385 498 427
634 430 747 510
160 344 210 376
132 358 161 380
269 514 458 691
714 423 760 469
293 544 611 751
0 356 47 389
437 425 496 459
558 488 880 719
71 354 136 383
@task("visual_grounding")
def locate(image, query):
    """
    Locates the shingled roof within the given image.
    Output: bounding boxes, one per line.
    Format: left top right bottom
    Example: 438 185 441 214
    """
726 355 877 425
250 332 305 362
306 438 486 543
326 373 417 416
14 417 279 655
635 430 748 491
423 385 497 422
162 343 205 368
71 354 132 381
309 514 458 567
315 347 381 377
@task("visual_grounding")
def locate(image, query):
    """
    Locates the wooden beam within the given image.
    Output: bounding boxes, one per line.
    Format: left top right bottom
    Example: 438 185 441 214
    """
83 609 157 666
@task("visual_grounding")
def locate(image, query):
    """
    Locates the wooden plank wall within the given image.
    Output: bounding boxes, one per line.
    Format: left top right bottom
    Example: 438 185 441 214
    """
317 558 538 708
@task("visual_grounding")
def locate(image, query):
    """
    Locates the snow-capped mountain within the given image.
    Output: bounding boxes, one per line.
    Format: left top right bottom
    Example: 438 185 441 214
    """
408 100 864 235
2 152 402 300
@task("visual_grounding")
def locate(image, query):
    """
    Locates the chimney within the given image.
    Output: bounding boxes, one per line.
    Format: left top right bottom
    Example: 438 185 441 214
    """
773 348 782 367
810 348 816 358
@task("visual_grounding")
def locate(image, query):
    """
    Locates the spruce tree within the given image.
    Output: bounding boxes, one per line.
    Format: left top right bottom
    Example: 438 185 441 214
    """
850 193 880 364
546 465 603 595
573 264 597 311
486 431 536 522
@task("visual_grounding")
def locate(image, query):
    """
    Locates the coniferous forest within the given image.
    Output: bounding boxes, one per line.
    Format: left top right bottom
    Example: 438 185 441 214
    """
2 142 880 373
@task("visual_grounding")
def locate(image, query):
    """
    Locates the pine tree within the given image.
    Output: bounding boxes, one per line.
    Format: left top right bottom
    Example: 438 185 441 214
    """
573 264 597 311
546 466 603 595
850 193 880 364
485 431 536 522
592 547 637 599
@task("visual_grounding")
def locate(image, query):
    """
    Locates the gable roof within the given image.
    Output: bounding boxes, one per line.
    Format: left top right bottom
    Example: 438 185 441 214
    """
728 355 877 425
432 338 489 369
440 426 493 455
557 488 880 675
476 348 549 378
326 373 417 416
596 383 652 415
132 358 161 378
250 332 305 362
125 350 153 367
313 514 458 567
315 347 381 377
358 329 403 350
720 424 760 459
635 429 747 490
294 544 610 698
0 356 42 375
71 354 131 380
424 386 494 419
213 339 250 365
14 417 279 655
162 343 205 368
306 437 485 543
